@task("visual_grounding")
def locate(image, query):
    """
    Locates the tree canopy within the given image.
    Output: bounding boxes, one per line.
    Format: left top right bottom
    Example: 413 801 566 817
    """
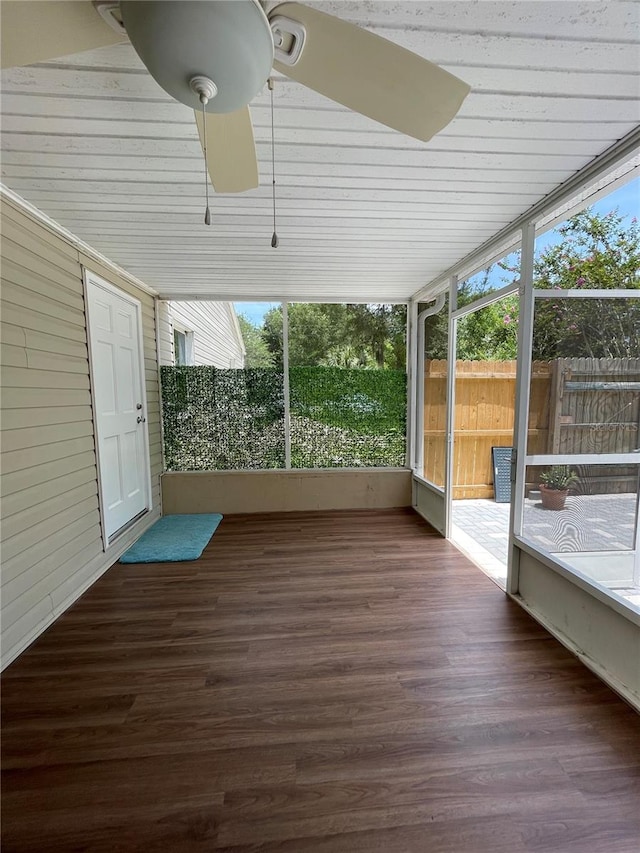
424 207 639 361
237 314 275 368
237 208 638 367
242 303 407 370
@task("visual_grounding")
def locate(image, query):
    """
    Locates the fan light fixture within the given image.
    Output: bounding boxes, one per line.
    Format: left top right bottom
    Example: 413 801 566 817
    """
3 0 471 195
190 76 218 225
119 0 274 113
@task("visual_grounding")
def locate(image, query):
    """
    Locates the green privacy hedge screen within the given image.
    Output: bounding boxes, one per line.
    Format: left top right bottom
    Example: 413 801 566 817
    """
161 366 406 470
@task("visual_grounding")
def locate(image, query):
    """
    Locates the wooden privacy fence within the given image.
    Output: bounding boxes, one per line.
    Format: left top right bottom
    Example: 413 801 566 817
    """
424 358 640 499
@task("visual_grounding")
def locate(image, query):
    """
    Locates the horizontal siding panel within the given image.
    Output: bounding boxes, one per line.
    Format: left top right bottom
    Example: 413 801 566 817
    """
0 236 82 293
1 465 96 519
1 323 88 359
2 498 100 568
1 498 100 564
1 343 27 368
3 537 103 628
49 507 161 614
0 451 96 497
1 387 91 409
0 405 93 431
168 301 245 368
0 199 78 258
0 344 84 374
1 279 85 326
0 339 90 374
1 510 99 585
1 366 90 390
26 348 88 375
23 328 88 359
1 436 95 475
1 420 94 453
0 216 81 275
3 532 104 608
1 481 98 541
1 599 53 659
1 303 87 344
0 324 26 347
2 260 84 313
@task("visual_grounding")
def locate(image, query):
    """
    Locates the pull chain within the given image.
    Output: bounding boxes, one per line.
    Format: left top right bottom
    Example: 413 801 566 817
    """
269 78 278 248
202 98 211 226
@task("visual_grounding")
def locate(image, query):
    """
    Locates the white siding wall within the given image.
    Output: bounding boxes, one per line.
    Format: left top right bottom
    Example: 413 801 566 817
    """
0 197 162 668
158 300 245 367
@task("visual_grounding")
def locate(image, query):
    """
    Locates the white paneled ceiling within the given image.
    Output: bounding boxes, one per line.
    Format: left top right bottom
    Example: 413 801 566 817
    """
1 1 639 301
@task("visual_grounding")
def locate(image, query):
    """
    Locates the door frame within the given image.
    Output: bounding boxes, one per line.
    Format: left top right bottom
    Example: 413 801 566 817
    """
83 268 152 549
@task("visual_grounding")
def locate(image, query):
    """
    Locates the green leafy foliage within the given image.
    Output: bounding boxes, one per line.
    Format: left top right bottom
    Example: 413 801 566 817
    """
161 365 407 470
531 210 640 359
539 465 579 490
289 367 406 468
457 295 519 360
260 303 406 370
161 366 285 470
422 208 639 361
237 315 274 367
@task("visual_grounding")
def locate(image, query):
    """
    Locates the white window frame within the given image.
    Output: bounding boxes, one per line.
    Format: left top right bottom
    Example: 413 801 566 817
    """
172 320 194 365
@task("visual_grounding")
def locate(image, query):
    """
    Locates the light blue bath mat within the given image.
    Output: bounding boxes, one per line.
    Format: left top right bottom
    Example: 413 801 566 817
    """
119 514 223 563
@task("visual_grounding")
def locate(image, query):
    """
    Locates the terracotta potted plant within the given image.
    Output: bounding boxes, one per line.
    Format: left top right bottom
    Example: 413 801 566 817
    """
539 465 578 510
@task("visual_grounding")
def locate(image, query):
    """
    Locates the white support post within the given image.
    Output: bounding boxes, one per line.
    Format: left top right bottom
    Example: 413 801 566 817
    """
407 300 418 470
282 301 291 470
417 293 446 477
154 297 167 479
444 276 458 540
508 221 536 595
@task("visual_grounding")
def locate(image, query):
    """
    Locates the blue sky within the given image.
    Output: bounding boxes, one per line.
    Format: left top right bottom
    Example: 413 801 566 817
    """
535 176 639 257
235 178 639 326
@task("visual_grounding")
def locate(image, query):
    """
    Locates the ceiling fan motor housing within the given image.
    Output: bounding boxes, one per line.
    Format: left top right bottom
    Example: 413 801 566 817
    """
120 0 274 113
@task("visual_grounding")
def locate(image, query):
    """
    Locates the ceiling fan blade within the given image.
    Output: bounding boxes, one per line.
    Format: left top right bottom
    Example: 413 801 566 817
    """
1 1 125 69
269 2 470 142
194 106 259 194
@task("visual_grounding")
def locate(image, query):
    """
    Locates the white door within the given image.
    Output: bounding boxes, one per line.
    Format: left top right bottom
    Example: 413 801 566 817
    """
85 273 150 540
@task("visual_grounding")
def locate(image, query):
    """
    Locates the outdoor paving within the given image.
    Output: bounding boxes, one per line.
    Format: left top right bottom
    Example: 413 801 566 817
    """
453 493 638 563
451 494 639 606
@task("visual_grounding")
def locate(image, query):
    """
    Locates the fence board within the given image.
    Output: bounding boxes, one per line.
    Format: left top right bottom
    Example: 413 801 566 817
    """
424 358 638 499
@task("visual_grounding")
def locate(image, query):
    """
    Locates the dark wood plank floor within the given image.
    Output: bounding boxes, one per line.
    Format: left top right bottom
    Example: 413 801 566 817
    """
2 508 639 852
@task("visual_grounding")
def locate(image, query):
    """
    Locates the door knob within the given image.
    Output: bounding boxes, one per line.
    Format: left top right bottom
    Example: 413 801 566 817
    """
137 416 146 424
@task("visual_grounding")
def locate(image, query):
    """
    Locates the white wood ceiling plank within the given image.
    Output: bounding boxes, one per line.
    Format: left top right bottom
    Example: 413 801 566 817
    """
17 185 542 205
1 115 619 158
53 234 482 247
35 197 521 218
1 95 633 143
1 1 637 302
313 1 639 42
0 141 590 172
18 23 638 78
32 2 636 63
2 162 568 184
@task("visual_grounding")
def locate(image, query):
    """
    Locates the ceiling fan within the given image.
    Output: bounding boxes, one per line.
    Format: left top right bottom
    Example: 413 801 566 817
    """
1 1 470 193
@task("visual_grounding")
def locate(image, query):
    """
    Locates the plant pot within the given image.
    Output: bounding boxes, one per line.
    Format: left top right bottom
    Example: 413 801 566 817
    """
539 484 569 510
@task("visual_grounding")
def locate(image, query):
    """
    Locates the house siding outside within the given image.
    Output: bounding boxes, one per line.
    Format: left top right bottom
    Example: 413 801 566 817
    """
0 196 162 668
157 300 245 367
